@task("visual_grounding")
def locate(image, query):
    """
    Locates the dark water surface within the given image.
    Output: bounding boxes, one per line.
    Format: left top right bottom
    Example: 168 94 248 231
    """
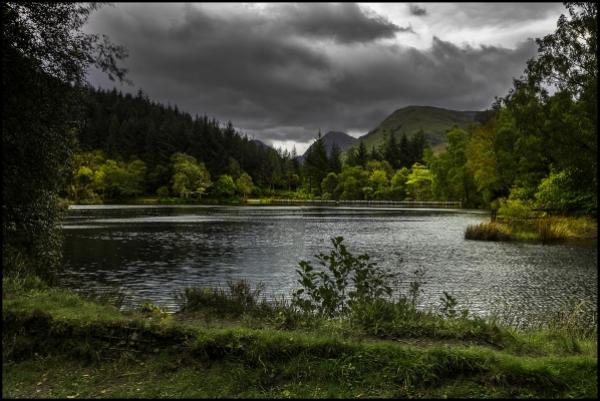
59 205 597 316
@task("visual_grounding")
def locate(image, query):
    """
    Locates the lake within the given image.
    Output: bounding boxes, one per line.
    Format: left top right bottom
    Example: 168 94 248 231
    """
59 205 597 320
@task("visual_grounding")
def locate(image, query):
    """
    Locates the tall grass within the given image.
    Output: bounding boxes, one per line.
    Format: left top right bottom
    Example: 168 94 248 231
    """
536 218 571 243
465 222 512 241
178 279 268 316
466 216 597 243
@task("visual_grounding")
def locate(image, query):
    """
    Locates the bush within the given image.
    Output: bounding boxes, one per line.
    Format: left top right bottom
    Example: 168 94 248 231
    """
156 186 170 197
535 169 597 213
497 197 536 220
213 174 236 197
292 237 395 317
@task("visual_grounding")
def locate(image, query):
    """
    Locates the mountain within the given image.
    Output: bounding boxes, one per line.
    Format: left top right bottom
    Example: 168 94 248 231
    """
250 138 271 149
299 131 358 161
352 105 483 154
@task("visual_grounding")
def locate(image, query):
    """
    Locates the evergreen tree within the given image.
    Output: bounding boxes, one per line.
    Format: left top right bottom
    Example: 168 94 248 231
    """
410 130 427 166
383 132 401 169
328 143 342 173
370 145 382 161
303 132 329 194
355 140 369 167
398 133 411 168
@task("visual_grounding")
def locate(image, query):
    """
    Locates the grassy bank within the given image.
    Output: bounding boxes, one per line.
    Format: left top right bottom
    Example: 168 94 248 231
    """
465 216 597 243
3 279 597 398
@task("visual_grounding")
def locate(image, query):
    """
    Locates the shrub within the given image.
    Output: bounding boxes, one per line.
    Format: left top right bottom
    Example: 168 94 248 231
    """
497 197 536 220
213 174 237 197
138 301 165 314
156 185 170 197
291 237 395 317
535 169 597 213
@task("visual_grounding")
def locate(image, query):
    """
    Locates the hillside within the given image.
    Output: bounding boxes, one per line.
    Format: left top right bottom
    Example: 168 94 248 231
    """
351 106 482 154
250 138 272 149
76 87 289 190
299 131 358 161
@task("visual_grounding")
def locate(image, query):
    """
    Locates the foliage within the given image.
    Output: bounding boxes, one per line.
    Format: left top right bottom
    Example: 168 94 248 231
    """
405 163 434 201
302 132 329 194
156 186 170 197
100 159 147 199
498 2 597 212
292 237 394 317
235 172 254 199
320 172 338 197
213 175 237 198
497 200 533 221
535 169 597 212
2 3 126 280
390 167 410 199
368 169 389 193
430 128 482 207
171 153 212 198
77 87 301 193
438 292 461 318
382 132 401 169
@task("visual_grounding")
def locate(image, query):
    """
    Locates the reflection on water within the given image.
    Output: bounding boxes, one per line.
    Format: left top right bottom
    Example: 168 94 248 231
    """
59 205 597 315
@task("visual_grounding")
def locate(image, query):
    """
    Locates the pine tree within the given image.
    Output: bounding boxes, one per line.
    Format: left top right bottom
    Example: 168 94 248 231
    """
370 145 381 161
383 132 401 169
356 140 368 167
329 143 342 173
303 131 329 194
410 130 427 165
399 133 411 168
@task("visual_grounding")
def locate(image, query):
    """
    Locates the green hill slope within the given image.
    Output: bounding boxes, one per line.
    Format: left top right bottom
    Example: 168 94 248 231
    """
352 105 482 155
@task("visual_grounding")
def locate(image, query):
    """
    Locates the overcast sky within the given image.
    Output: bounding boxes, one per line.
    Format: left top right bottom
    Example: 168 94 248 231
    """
84 2 565 153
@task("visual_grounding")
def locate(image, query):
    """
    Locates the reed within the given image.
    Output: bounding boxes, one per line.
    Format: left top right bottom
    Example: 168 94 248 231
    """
464 222 512 241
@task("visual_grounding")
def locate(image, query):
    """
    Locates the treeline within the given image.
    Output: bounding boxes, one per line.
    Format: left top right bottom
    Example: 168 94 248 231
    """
69 150 254 202
76 87 302 195
71 2 597 214
299 129 431 201
72 88 432 202
428 3 597 214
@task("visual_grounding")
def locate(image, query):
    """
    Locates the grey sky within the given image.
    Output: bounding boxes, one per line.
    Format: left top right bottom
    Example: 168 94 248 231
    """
84 2 565 153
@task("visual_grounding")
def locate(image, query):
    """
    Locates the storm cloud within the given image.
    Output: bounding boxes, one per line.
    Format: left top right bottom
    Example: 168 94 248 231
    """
84 3 563 151
409 4 427 16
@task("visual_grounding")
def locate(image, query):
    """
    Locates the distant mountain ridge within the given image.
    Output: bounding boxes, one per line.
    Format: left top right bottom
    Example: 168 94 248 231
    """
250 138 271 149
352 105 483 154
299 131 358 161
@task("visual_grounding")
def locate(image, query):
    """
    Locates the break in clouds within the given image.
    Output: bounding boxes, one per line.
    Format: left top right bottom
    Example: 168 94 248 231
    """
84 2 564 150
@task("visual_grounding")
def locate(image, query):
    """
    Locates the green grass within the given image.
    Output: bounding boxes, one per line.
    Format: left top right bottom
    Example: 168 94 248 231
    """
3 281 597 398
